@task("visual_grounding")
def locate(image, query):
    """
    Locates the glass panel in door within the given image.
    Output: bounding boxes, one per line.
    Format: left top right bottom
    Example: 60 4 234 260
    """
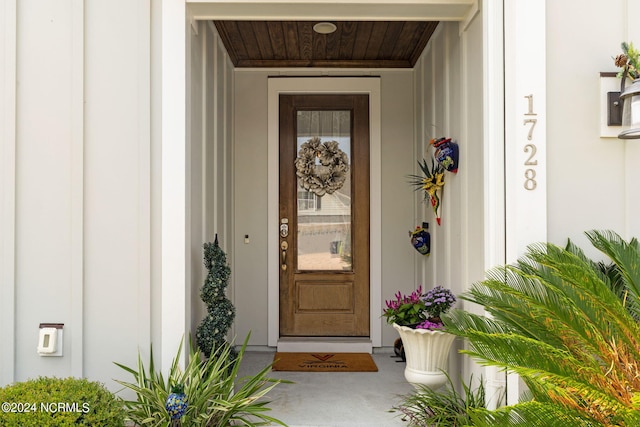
296 110 352 271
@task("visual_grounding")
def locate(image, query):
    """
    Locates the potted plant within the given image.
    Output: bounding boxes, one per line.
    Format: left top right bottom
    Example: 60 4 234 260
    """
384 286 457 390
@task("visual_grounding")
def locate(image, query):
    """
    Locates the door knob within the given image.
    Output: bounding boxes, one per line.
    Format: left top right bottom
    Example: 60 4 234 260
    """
281 241 288 271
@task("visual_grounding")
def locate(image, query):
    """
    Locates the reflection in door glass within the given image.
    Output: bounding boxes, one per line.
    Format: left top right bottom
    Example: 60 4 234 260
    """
296 110 352 271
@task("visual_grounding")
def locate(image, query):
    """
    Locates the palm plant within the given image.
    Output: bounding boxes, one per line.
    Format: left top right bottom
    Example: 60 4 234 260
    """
442 230 640 426
114 334 288 427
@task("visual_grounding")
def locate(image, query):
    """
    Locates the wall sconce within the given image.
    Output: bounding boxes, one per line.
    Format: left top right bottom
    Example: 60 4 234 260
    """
607 91 622 126
618 78 640 139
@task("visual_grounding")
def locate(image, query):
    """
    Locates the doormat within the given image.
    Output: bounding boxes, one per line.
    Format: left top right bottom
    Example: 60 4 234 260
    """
272 352 378 372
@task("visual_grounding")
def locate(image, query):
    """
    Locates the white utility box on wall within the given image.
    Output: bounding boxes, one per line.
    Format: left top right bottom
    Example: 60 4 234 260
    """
37 323 64 356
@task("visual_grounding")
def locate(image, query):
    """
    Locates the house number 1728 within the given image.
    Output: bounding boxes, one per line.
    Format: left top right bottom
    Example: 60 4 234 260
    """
523 94 538 191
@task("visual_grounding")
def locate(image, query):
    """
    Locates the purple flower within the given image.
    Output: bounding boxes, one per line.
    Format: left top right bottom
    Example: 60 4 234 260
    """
416 319 444 330
421 286 456 318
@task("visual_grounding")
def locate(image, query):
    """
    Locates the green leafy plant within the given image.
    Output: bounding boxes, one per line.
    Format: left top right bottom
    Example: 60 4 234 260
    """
114 334 288 427
0 377 125 427
197 236 236 359
395 373 490 427
442 230 640 426
567 238 640 321
614 41 640 80
383 285 456 329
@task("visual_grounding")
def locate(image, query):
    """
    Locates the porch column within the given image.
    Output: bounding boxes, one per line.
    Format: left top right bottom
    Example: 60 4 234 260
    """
482 0 506 409
625 1 640 238
504 0 548 405
161 0 188 370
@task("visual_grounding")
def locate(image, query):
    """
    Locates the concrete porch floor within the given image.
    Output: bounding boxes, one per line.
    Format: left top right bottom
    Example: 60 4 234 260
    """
236 349 415 427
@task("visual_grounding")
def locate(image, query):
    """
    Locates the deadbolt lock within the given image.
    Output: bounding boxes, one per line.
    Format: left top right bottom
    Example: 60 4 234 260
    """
280 218 289 238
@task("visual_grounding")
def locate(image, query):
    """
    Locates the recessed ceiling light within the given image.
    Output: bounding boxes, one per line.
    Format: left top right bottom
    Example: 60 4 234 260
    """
313 22 337 35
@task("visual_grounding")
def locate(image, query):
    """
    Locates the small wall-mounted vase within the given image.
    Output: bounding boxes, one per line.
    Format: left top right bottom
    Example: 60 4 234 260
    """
409 222 430 255
431 137 459 173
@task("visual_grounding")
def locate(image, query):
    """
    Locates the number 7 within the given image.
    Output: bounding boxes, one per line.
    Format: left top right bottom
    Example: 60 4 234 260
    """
523 118 537 140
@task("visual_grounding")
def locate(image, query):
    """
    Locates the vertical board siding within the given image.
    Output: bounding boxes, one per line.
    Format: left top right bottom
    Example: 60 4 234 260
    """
84 0 152 386
413 18 487 388
188 19 205 335
189 21 235 340
15 0 76 380
5 0 153 388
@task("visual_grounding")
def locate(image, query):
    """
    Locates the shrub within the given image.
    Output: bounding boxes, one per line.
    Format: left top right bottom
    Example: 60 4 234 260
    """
395 373 490 427
115 333 288 427
197 237 236 359
0 376 125 427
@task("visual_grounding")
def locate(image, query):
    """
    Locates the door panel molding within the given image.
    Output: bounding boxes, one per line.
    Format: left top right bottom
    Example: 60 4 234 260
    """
267 77 381 347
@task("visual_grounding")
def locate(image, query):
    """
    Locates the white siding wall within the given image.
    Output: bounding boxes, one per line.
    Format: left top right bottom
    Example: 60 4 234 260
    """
413 18 485 383
83 0 153 384
188 21 235 339
0 0 156 388
546 0 640 253
379 72 422 346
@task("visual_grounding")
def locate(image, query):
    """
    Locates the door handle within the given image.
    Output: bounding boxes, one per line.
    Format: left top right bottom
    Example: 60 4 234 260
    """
281 241 288 271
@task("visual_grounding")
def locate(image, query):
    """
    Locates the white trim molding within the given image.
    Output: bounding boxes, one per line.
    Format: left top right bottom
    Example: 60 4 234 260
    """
482 0 506 410
266 77 382 348
136 0 152 358
0 0 17 387
188 0 479 22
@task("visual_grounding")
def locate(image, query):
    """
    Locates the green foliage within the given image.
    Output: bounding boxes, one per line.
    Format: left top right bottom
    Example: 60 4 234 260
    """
395 373 490 427
442 230 640 426
114 334 288 427
566 235 640 320
0 377 125 427
621 42 639 79
197 236 236 358
383 287 427 326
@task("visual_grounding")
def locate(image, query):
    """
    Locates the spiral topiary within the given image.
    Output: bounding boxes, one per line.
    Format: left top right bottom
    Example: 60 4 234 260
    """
196 235 236 358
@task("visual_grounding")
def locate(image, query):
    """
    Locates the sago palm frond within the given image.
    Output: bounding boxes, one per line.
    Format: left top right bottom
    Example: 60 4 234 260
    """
585 230 640 319
442 230 640 426
467 400 601 427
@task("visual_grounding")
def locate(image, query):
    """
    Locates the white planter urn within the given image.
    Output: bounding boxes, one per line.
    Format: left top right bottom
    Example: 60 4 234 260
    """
393 323 456 390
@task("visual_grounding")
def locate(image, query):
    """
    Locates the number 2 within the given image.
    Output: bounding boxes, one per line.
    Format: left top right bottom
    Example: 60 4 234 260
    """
524 144 538 165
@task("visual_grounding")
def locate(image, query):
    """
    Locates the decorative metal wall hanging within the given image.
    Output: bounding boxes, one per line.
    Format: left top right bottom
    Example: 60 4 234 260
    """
408 136 460 226
409 158 445 226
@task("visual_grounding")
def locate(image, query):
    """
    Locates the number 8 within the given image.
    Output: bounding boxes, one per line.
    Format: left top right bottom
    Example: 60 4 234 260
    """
524 169 537 190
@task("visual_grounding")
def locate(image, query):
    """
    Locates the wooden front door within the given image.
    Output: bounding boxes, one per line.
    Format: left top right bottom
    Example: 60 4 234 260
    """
279 94 370 337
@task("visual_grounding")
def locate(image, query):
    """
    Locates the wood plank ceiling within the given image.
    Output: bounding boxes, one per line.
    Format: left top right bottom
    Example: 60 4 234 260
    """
214 21 439 68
